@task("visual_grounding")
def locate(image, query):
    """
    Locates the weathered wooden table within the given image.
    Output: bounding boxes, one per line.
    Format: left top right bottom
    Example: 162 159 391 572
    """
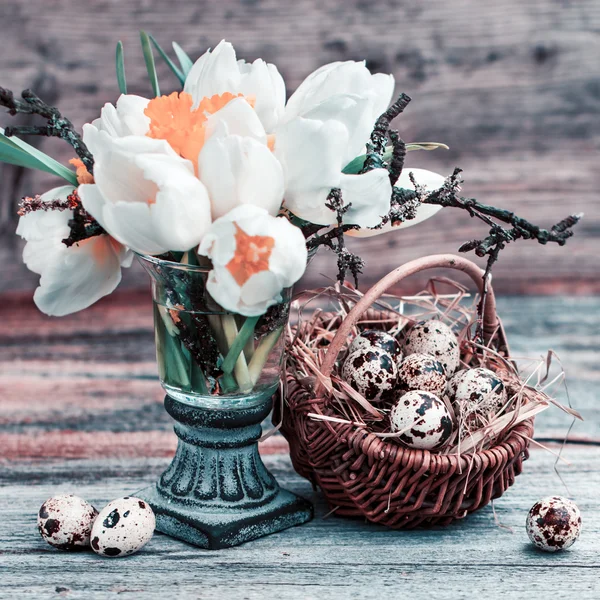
1 294 598 599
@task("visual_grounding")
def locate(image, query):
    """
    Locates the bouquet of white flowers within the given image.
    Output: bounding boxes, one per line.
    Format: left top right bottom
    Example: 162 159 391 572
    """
2 33 580 403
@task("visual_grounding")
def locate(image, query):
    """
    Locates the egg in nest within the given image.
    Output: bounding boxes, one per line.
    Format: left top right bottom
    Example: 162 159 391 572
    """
389 390 453 450
397 353 447 396
404 320 460 375
348 330 402 363
447 368 468 399
342 346 397 402
453 367 508 434
526 496 581 552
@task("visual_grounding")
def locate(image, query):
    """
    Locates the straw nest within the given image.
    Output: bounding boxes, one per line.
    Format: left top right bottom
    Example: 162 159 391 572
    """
278 255 578 528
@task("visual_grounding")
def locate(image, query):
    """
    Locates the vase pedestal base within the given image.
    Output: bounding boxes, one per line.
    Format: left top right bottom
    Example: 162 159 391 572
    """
136 393 313 549
137 483 312 549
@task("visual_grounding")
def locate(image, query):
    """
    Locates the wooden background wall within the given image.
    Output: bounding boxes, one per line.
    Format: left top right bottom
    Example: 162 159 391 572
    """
0 0 598 296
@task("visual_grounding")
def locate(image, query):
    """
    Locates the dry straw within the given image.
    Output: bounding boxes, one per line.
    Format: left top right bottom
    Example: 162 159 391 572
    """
278 254 581 528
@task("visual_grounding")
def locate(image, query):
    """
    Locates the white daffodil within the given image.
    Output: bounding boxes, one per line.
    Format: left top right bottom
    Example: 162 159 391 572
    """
198 205 307 316
274 61 396 228
79 125 212 255
184 40 286 133
347 168 445 237
16 185 132 316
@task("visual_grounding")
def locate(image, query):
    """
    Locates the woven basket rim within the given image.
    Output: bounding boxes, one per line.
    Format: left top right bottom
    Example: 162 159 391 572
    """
286 376 533 472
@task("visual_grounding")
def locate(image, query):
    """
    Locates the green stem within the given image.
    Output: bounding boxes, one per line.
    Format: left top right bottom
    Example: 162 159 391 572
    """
248 326 283 386
164 328 191 388
221 316 260 374
221 314 253 392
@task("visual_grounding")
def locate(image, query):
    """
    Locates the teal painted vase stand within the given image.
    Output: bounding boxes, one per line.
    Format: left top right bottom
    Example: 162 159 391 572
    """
137 392 313 549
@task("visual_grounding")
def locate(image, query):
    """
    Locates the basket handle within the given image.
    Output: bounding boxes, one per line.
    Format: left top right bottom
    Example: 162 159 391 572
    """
318 254 500 385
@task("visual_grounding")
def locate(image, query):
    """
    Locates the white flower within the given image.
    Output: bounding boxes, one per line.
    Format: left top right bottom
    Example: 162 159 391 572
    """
92 94 151 137
16 185 132 316
79 125 212 255
184 40 286 133
198 205 307 316
274 61 396 227
282 61 394 126
198 122 284 220
275 112 392 227
347 168 445 237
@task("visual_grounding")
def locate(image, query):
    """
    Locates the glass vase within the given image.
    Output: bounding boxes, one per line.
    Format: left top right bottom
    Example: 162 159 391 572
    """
135 254 312 549
138 254 290 409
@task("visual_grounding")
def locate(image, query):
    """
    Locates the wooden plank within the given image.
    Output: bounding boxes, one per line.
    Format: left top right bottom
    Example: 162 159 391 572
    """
0 0 599 293
0 295 597 446
0 447 598 599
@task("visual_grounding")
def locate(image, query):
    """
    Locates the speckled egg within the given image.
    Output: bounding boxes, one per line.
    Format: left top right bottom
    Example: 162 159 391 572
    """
91 497 155 558
348 330 402 363
397 353 447 396
404 320 460 375
390 390 453 450
342 346 397 402
526 496 581 552
37 494 98 550
454 368 507 415
447 369 468 398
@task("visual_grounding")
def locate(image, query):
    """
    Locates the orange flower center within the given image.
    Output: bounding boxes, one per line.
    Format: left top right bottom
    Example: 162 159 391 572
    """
144 91 246 173
69 158 94 185
226 223 275 286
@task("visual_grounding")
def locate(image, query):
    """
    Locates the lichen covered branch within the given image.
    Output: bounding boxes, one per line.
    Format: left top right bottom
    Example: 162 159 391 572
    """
60 190 106 247
305 189 364 285
0 87 94 174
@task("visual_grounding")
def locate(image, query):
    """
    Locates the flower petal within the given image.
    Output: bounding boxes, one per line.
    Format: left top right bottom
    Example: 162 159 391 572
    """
199 132 284 220
184 40 285 132
347 168 445 237
204 97 266 143
237 58 286 132
300 93 374 165
16 186 130 316
338 169 392 228
283 61 394 123
184 40 240 101
91 94 150 138
276 117 350 226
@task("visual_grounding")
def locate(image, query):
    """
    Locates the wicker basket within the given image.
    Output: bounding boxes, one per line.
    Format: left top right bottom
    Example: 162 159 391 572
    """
280 254 535 528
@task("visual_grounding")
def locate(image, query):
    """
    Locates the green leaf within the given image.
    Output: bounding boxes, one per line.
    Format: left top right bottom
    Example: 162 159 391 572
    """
342 142 450 174
140 30 160 97
406 142 450 152
0 130 78 185
172 42 194 78
116 41 127 94
149 35 185 86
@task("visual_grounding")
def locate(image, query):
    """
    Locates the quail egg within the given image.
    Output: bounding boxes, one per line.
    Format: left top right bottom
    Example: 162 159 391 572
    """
526 496 581 552
447 368 468 398
454 367 507 414
404 320 460 375
37 494 98 550
91 497 155 558
348 330 402 363
342 346 397 402
397 353 447 396
390 390 453 450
